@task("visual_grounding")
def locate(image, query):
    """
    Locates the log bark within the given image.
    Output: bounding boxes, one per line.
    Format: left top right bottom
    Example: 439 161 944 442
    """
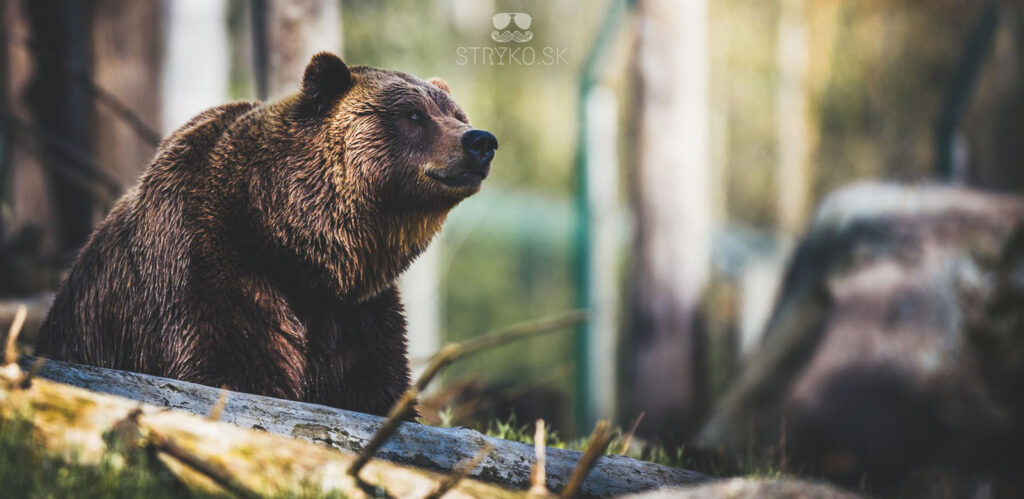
18 356 714 497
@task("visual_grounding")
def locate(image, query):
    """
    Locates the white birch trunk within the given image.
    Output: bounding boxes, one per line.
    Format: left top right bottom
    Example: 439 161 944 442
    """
161 0 230 134
630 0 712 435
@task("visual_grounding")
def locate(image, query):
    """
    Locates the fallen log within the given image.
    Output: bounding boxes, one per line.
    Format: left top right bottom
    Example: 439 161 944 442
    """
0 363 518 498
19 356 714 497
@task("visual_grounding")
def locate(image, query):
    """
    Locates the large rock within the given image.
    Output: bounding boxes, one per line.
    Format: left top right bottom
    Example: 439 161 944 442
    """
620 478 859 499
698 183 1023 496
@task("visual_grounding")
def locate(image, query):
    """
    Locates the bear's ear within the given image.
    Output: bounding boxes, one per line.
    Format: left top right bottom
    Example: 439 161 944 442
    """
428 78 451 94
300 52 353 105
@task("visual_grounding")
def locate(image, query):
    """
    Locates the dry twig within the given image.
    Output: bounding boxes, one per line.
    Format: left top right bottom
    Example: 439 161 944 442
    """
528 419 552 498
618 412 645 456
347 387 420 478
560 420 613 499
348 310 586 479
6 34 162 146
425 442 494 499
18 356 46 389
208 386 229 421
3 114 123 198
148 427 262 499
105 408 261 499
3 305 28 365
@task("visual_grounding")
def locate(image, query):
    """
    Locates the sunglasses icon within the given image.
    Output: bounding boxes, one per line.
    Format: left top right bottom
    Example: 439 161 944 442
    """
492 12 532 30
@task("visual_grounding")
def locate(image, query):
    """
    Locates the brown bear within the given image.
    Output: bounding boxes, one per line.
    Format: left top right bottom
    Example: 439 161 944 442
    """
35 52 497 416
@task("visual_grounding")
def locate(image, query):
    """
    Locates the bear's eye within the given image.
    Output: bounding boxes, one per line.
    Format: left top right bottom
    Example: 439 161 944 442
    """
407 111 424 122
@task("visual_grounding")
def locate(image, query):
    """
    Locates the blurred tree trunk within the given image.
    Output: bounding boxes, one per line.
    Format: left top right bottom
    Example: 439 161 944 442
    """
628 0 712 438
90 0 163 188
252 0 342 100
22 0 94 250
4 1 188 297
1 0 94 295
3 0 61 261
161 0 229 133
775 0 812 236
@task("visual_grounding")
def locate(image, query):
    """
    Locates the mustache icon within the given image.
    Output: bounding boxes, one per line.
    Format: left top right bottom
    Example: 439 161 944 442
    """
491 30 533 43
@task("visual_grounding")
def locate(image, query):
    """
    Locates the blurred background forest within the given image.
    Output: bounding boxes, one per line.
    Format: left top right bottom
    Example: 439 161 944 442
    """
2 0 1022 496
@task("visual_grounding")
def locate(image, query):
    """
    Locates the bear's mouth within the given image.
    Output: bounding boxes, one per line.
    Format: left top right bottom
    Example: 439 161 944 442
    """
426 170 487 188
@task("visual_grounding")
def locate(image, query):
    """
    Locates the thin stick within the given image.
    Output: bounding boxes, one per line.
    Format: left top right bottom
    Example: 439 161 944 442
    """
148 427 261 499
414 310 587 395
84 80 163 146
3 115 123 195
347 387 420 477
425 442 494 499
443 364 575 423
347 310 586 478
529 419 549 497
452 310 587 361
618 412 645 456
779 413 787 474
560 420 613 499
208 386 229 421
107 408 260 499
4 305 27 365
4 131 116 204
19 357 46 389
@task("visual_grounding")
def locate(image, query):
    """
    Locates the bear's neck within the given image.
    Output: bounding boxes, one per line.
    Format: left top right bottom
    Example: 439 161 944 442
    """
239 203 449 305
342 207 449 302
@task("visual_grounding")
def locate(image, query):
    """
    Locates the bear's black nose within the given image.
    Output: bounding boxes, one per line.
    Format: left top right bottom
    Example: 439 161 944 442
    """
461 129 498 165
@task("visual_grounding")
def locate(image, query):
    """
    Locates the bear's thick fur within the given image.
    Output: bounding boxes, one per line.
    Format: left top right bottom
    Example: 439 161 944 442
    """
36 53 496 416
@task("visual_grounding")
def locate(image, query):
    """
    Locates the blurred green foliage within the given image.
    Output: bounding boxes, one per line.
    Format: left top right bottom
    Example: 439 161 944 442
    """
337 0 1022 434
342 0 598 402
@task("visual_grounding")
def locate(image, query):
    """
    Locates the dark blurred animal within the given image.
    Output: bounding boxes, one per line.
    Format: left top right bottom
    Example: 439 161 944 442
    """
699 183 1024 497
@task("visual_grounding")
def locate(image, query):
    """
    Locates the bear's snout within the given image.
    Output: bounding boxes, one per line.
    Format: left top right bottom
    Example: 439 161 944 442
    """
423 129 496 191
461 129 498 167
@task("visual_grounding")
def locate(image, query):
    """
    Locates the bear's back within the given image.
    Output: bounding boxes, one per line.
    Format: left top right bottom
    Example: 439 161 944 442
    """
36 102 259 372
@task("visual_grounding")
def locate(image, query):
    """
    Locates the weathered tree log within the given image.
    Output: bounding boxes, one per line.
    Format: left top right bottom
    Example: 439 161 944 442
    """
0 365 518 498
18 356 714 497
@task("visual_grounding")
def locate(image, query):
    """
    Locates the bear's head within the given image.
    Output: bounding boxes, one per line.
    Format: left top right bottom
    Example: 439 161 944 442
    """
245 52 497 300
296 52 496 210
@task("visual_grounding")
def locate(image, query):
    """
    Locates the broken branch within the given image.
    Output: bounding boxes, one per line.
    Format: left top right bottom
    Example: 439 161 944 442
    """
560 421 613 498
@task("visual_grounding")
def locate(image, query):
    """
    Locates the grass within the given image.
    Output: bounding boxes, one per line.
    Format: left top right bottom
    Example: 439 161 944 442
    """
470 414 878 496
466 412 799 480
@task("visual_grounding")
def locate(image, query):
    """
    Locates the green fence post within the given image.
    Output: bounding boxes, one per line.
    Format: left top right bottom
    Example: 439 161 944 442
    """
573 0 633 435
